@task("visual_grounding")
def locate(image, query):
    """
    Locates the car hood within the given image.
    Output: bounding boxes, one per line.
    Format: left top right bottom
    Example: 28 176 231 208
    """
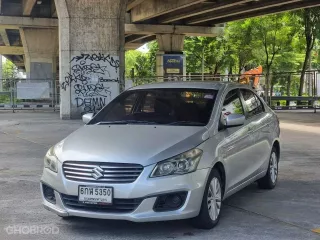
56 125 209 166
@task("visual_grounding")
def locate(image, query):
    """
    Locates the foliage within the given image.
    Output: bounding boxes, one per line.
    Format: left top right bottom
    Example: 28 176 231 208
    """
250 14 298 73
245 13 300 99
224 20 256 74
0 95 10 104
125 50 139 78
125 41 159 80
3 59 19 79
184 36 229 74
147 41 159 75
2 59 19 91
125 9 320 95
294 7 320 96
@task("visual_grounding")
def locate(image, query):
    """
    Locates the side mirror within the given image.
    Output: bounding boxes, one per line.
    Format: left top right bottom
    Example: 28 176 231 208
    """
223 114 245 128
82 113 94 124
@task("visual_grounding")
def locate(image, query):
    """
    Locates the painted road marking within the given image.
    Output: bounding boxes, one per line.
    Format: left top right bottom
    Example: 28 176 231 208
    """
312 229 320 234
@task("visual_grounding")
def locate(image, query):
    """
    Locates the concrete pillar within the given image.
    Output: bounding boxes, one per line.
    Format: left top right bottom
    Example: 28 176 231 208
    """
157 34 185 53
55 0 127 119
156 34 186 80
20 28 58 80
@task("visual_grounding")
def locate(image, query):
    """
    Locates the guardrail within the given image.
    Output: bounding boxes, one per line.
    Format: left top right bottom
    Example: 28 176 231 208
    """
271 96 320 112
0 70 319 113
271 96 320 101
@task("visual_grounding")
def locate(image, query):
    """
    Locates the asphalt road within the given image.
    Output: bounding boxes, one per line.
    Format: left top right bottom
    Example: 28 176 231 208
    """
0 111 319 240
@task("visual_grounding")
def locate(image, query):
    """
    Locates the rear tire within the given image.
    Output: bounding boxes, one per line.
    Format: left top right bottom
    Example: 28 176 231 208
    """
258 147 279 189
191 168 223 229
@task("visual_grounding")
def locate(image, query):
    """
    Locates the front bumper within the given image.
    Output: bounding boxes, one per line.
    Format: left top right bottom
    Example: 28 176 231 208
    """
41 164 210 222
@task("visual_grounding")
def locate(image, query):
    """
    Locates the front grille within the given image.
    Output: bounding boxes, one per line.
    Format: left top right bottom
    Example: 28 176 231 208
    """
62 161 144 183
61 194 143 213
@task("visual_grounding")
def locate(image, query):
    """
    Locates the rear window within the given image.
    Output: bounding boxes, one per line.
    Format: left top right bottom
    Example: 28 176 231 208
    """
90 88 218 126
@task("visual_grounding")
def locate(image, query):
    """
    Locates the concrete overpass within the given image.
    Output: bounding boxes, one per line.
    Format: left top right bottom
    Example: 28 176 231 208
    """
0 0 319 118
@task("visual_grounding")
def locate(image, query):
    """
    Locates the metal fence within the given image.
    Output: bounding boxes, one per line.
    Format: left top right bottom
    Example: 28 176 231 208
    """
130 70 320 111
268 71 320 110
0 79 60 111
131 75 237 84
1 70 319 112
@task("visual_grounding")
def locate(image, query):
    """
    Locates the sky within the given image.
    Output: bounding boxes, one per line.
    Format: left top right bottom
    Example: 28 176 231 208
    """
138 44 149 53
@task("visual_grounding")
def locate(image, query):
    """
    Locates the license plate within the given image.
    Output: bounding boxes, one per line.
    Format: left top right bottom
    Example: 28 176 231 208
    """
78 186 113 205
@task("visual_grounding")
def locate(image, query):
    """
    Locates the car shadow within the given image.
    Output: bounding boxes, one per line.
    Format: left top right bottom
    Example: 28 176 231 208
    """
58 217 199 238
55 183 265 238
55 178 320 238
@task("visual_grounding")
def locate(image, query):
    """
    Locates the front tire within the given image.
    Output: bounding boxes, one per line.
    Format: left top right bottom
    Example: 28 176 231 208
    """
191 168 222 229
258 147 279 189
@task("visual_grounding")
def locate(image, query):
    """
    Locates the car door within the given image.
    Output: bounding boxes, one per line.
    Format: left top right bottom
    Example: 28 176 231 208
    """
217 89 255 193
240 89 272 176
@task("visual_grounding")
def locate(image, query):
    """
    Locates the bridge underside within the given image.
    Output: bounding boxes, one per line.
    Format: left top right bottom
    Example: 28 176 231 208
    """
0 0 319 119
128 0 320 25
0 0 319 71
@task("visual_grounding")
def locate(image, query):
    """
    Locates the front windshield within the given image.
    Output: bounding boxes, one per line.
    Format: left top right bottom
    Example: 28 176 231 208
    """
89 88 218 126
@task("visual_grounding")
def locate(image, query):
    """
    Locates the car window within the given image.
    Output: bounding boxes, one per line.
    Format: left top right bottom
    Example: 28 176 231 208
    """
141 93 156 113
222 89 244 116
124 92 138 114
240 89 264 118
103 92 138 120
90 88 218 126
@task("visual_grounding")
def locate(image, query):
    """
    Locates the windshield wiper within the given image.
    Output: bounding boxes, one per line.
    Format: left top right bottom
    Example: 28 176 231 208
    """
167 121 205 126
97 120 159 125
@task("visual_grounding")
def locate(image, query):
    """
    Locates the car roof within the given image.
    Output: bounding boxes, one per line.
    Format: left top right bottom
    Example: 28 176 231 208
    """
130 81 246 91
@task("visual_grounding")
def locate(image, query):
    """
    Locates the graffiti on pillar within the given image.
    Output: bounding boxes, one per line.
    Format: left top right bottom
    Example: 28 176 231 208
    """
61 53 120 114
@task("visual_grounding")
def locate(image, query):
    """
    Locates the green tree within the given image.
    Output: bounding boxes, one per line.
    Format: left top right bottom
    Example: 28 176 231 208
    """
125 41 159 79
184 37 203 73
125 10 318 97
313 40 320 69
250 13 298 98
225 20 256 74
134 54 152 77
125 50 140 78
125 50 153 79
147 41 159 75
2 59 19 90
184 36 227 75
295 7 320 96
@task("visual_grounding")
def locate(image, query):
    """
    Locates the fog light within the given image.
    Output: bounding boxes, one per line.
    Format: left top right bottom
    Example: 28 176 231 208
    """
42 184 56 204
154 192 187 212
170 195 182 207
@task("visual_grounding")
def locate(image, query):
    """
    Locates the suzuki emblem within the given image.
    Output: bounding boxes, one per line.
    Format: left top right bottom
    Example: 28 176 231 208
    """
92 166 104 180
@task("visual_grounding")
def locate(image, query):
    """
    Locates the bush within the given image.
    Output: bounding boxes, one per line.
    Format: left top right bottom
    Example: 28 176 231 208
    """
0 94 11 104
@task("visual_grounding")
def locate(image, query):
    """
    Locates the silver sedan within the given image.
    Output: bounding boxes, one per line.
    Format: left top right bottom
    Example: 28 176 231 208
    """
41 81 280 229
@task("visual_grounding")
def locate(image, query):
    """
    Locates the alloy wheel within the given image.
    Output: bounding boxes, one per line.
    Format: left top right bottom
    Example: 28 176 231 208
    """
270 152 278 183
207 177 222 221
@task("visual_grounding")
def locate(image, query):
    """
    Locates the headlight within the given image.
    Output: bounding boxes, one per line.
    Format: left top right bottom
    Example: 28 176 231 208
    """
44 142 62 173
150 148 203 178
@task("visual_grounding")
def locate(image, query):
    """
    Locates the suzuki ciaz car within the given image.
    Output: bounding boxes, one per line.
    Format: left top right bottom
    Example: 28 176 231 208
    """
41 81 280 229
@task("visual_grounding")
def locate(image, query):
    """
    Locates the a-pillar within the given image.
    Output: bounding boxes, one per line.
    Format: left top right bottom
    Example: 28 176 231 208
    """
156 34 186 80
55 0 127 119
20 28 58 80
